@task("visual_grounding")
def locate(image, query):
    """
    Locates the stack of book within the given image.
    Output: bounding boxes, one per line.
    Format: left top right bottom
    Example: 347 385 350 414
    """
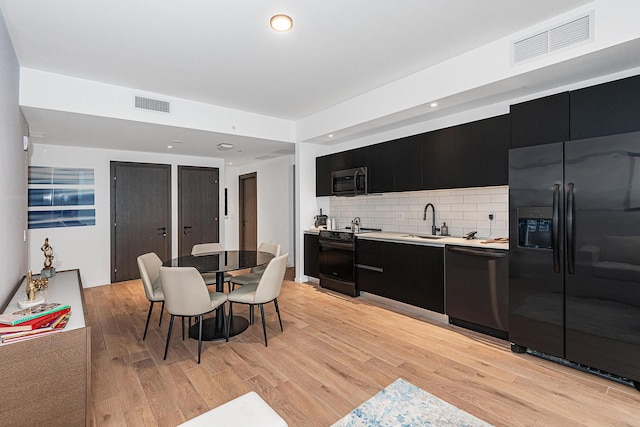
0 302 71 343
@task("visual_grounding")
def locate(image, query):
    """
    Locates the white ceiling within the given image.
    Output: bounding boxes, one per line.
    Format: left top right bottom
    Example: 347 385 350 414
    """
0 0 615 165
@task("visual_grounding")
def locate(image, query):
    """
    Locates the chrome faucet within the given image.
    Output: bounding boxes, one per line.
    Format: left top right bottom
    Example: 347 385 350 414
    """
423 203 439 235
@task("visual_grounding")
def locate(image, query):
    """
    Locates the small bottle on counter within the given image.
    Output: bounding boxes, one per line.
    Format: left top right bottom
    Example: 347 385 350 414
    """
441 222 449 236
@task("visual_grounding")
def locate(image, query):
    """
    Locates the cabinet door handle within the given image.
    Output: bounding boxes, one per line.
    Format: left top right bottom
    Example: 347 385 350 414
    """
355 264 383 273
447 246 506 258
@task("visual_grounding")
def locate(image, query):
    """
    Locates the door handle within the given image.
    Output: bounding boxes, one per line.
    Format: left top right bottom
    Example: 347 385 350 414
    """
183 226 192 235
157 227 167 237
566 183 575 275
552 184 560 273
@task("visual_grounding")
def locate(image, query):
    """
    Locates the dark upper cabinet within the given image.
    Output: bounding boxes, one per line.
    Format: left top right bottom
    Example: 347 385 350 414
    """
571 74 640 140
392 135 423 191
316 155 332 196
422 127 456 190
510 92 570 148
452 114 511 188
367 142 395 193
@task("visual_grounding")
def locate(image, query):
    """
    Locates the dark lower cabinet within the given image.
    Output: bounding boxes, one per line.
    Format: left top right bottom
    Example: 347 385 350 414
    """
304 234 320 278
356 239 444 313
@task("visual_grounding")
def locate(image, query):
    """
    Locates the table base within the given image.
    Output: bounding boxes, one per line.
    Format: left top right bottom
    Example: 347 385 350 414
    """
189 315 249 341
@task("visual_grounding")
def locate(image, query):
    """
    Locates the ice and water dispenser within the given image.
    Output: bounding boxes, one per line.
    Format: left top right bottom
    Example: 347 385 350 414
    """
517 207 553 249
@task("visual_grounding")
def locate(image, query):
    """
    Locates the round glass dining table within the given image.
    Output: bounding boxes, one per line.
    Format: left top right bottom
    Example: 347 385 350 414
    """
162 250 275 341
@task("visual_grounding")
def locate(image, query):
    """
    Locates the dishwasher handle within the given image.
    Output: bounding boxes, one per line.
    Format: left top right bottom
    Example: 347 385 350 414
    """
447 246 506 258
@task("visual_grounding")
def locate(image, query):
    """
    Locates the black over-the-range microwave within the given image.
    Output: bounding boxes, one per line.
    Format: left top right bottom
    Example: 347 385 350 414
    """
331 167 367 196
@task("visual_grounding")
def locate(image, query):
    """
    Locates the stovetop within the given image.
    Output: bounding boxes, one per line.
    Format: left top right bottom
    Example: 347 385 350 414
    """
319 227 382 241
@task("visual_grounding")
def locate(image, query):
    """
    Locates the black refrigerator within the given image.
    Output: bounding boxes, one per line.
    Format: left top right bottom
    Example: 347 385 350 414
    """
509 131 640 389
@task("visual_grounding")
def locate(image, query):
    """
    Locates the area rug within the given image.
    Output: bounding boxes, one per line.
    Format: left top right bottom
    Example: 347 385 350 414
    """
331 378 493 427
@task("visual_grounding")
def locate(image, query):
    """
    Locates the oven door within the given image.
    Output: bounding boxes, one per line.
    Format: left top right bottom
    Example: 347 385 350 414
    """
318 239 355 282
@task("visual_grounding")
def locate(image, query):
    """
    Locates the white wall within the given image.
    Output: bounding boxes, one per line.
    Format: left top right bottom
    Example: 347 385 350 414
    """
28 143 224 287
231 156 295 266
0 9 28 306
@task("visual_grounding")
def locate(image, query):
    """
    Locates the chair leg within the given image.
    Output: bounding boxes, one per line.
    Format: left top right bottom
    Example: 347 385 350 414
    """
222 304 228 342
164 315 175 360
274 298 283 332
159 301 165 326
181 316 185 340
259 304 268 347
226 302 233 341
143 301 154 340
197 314 203 364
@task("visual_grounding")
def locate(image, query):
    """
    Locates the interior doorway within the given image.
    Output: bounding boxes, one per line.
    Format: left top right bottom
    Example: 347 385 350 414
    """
110 161 171 283
178 166 220 256
239 172 257 250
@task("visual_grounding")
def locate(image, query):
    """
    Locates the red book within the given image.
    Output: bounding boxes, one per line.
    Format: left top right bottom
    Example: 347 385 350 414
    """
0 307 71 334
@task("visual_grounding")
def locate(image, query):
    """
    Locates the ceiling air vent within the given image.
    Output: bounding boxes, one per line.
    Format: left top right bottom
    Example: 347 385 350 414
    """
134 96 171 113
513 12 593 65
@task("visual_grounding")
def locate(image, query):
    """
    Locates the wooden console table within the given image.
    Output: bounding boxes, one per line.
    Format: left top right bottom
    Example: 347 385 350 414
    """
0 269 90 426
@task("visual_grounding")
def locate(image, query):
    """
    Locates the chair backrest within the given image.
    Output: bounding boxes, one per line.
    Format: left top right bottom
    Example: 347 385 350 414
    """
253 253 288 304
159 266 215 316
137 252 163 301
251 242 281 273
258 242 281 257
191 242 223 256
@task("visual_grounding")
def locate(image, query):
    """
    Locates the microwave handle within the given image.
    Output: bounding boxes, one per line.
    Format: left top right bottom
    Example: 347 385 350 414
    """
354 169 367 194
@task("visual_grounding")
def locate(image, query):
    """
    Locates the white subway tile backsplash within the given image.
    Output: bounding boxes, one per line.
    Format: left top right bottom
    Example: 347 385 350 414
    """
328 185 508 238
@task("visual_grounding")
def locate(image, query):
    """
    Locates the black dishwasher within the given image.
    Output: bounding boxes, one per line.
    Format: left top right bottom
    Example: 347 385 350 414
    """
445 245 509 339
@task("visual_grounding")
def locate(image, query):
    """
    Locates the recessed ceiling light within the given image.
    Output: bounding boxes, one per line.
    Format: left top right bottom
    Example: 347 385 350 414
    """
328 134 334 138
270 14 293 32
217 143 234 151
430 102 439 108
167 145 173 149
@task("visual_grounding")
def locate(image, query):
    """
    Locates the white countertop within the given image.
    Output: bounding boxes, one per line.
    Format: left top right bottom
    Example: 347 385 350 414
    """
356 231 509 250
305 228 508 250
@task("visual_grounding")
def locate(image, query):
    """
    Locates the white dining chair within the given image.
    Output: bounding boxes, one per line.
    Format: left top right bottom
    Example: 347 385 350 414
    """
226 253 288 346
191 242 233 291
137 252 165 340
160 266 228 364
229 242 281 291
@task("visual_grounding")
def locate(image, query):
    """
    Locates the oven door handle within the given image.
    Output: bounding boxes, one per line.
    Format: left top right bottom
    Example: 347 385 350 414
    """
319 240 354 250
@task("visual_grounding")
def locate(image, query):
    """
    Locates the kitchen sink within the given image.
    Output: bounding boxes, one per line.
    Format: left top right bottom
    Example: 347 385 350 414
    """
401 234 447 240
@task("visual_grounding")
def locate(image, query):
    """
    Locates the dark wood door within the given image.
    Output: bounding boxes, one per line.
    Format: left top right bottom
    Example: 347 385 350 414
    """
110 162 171 282
178 166 219 257
239 172 257 250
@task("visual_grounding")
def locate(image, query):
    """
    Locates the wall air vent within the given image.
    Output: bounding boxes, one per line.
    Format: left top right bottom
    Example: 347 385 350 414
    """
513 12 593 65
134 96 171 113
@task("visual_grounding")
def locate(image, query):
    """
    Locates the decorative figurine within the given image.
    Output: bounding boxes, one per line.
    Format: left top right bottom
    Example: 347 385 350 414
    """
19 269 45 308
26 269 36 301
41 237 56 278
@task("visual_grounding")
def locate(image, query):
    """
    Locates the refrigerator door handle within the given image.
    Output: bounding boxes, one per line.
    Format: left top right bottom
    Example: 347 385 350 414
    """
552 184 560 273
566 182 575 275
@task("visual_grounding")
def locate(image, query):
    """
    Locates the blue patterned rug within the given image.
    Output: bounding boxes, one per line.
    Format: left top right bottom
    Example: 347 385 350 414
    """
331 378 493 427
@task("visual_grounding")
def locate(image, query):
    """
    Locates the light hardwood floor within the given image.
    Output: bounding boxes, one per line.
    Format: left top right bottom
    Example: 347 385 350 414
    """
85 271 640 426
